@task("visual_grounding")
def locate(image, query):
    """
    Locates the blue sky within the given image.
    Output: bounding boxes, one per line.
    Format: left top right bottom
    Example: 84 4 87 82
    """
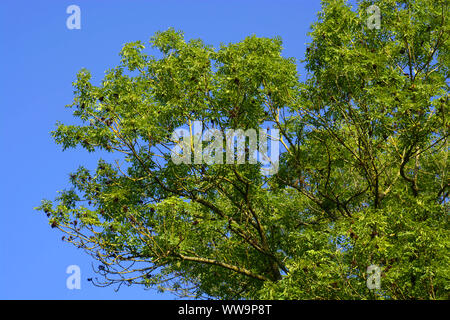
0 0 323 299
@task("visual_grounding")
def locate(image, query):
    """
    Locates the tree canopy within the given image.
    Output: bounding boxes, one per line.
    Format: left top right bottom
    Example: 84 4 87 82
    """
36 0 449 299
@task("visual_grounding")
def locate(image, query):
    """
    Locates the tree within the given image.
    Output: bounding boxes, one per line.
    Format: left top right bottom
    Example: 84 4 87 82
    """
36 0 449 299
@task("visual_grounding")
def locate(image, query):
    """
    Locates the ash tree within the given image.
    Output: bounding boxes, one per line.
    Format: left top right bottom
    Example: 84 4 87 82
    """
36 0 449 299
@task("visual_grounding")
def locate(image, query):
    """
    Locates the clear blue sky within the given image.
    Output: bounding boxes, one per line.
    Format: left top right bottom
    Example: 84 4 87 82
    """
0 0 323 299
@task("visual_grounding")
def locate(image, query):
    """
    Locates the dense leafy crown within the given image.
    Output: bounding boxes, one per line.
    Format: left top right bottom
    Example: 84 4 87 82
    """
37 0 449 299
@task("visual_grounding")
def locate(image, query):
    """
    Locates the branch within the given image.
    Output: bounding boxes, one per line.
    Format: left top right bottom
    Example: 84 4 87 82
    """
176 253 270 282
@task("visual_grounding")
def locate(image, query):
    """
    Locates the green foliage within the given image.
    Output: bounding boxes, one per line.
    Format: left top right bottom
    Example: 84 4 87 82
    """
36 0 449 299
